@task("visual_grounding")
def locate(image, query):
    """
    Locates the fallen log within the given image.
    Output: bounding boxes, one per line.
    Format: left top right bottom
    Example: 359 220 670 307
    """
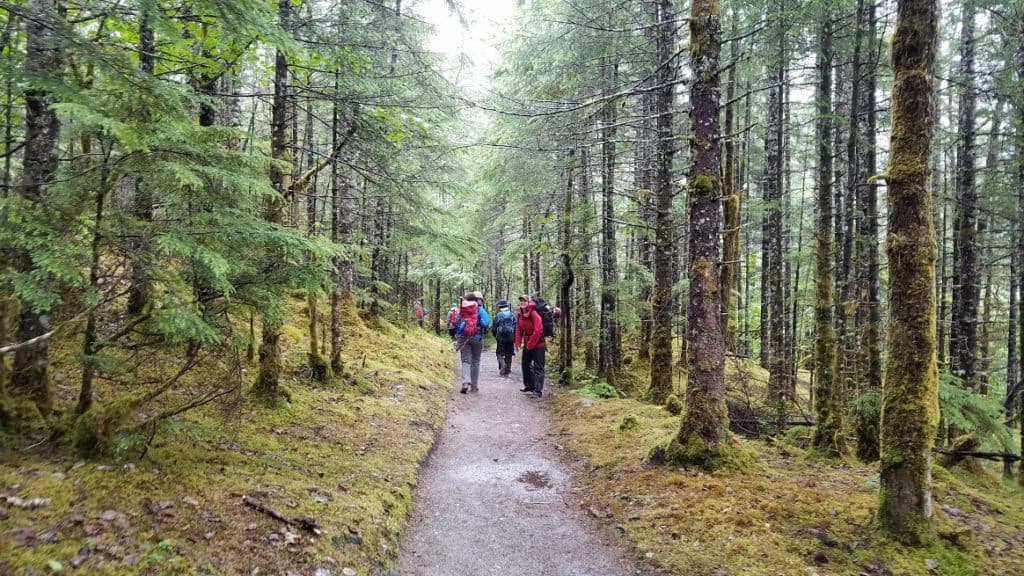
932 448 1021 463
242 495 322 534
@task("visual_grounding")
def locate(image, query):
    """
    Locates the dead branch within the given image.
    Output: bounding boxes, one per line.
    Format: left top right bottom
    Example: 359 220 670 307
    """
242 496 322 534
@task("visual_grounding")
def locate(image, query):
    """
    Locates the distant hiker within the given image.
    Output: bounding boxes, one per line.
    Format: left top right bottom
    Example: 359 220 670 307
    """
492 299 517 377
446 302 460 339
515 294 546 398
413 300 428 328
455 291 490 394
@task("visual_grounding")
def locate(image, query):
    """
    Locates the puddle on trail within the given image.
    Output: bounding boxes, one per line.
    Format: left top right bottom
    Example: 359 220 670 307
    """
516 470 551 489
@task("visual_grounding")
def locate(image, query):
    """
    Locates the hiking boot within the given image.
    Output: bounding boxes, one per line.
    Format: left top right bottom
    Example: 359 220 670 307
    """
471 387 479 393
460 384 469 394
520 387 533 393
532 392 542 399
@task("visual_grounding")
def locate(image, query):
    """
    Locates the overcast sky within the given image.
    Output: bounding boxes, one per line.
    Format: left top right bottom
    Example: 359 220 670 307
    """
412 0 519 98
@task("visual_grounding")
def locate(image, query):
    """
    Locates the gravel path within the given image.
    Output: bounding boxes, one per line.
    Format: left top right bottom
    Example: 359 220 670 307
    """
396 349 641 576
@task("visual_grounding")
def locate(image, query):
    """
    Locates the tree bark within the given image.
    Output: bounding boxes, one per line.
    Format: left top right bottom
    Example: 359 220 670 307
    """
11 0 64 416
559 148 575 384
648 0 676 405
599 60 621 387
877 0 939 544
579 145 597 371
811 14 841 456
254 0 291 404
852 0 882 462
1017 9 1024 483
856 0 882 396
668 0 728 468
976 100 1002 396
329 73 344 376
765 0 787 431
721 8 740 355
635 14 655 362
127 5 155 316
950 2 979 390
937 144 948 367
1007 247 1017 476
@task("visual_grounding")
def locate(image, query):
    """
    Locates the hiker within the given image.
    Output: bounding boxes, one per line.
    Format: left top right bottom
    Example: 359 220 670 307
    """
515 295 546 398
446 302 460 339
491 299 517 377
455 291 490 394
413 300 427 328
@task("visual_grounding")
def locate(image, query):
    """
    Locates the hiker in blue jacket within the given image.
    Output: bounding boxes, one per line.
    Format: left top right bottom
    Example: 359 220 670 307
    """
455 291 490 394
491 299 517 377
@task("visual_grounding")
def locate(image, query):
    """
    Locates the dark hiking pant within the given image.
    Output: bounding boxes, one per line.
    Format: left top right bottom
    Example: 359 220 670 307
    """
522 347 546 395
496 339 514 375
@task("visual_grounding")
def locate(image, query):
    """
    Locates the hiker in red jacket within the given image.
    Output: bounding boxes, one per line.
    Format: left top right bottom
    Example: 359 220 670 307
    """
514 295 546 398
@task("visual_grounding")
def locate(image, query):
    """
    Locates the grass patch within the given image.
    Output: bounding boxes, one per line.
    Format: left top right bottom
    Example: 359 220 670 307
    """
1 297 455 575
549 393 1024 576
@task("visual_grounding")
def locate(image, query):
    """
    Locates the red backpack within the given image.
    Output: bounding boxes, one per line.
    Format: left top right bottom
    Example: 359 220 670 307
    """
456 300 480 338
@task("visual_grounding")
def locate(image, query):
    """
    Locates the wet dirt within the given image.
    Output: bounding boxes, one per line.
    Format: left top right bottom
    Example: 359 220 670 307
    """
396 351 642 576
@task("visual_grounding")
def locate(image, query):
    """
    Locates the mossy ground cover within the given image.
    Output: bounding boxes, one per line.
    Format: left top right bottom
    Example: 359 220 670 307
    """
1 297 454 575
550 390 1024 576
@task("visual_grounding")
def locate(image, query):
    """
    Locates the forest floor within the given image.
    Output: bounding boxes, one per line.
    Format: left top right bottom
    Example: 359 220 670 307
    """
549 382 1024 576
396 352 644 576
1 297 454 576
5 311 1024 576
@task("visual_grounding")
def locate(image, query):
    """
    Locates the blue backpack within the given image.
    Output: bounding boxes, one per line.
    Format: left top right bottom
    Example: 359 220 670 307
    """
494 310 516 342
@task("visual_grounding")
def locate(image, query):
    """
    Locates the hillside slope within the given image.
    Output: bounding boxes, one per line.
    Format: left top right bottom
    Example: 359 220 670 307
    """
1 300 454 575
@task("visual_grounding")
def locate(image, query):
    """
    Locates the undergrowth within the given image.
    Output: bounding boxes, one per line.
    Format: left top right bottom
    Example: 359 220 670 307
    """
0 298 454 575
549 393 1024 576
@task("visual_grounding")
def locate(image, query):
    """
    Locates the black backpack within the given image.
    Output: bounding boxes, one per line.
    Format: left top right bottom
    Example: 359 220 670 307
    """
532 296 556 338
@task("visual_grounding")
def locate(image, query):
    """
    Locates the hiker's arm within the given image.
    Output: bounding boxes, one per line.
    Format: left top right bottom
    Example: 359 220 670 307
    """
527 312 543 349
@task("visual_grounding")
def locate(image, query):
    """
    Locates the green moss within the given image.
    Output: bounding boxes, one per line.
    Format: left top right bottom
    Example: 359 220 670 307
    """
664 394 683 416
655 431 752 471
619 414 640 432
783 425 814 450
1 298 456 574
70 397 133 457
549 388 1022 576
690 174 717 201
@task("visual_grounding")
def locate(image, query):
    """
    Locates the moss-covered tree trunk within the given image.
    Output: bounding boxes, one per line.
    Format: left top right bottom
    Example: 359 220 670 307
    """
11 0 64 417
1006 244 1019 478
77 141 107 416
329 76 350 375
877 0 939 544
599 59 621 388
578 145 598 372
127 8 154 317
839 0 865 401
765 0 787 433
635 56 654 363
976 101 1002 396
648 0 676 405
0 14 12 401
302 94 328 383
1017 9 1024 483
739 80 754 357
254 0 291 404
559 148 574 385
853 0 882 462
949 2 978 390
721 9 740 356
667 0 728 469
811 14 842 456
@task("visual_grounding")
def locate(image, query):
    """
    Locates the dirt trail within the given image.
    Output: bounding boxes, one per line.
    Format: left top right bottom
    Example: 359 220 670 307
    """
396 349 641 576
